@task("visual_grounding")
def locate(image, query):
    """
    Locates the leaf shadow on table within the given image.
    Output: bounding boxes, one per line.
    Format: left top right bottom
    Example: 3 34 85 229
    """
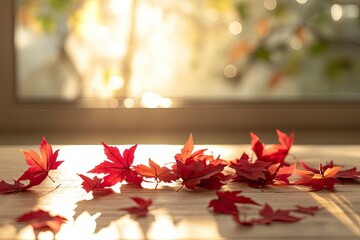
0 190 40 237
73 185 156 236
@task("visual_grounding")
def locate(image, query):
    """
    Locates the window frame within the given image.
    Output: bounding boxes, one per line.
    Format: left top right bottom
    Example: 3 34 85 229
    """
1 0 360 144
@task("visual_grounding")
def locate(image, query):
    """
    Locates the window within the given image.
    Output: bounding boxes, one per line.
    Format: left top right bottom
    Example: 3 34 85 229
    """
1 0 360 144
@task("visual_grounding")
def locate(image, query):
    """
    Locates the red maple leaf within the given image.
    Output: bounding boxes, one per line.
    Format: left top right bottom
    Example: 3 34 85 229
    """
88 142 142 188
252 203 302 224
231 154 296 189
230 153 273 181
293 205 322 215
208 191 259 216
78 174 114 197
17 137 63 188
174 134 219 164
197 172 233 190
120 197 152 217
334 166 360 182
172 159 225 191
78 174 103 193
295 162 341 191
251 130 294 165
134 159 178 189
16 209 67 235
300 161 360 182
175 133 196 162
172 134 228 190
273 163 297 185
0 179 29 194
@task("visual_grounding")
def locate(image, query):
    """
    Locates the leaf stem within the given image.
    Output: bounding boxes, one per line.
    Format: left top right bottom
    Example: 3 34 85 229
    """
176 184 184 192
47 174 55 183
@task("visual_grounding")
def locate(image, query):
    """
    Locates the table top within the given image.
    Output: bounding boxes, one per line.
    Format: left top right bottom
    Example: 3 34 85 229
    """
0 144 359 240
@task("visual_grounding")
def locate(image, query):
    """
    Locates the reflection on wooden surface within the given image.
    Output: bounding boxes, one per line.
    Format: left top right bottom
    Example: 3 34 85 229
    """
0 144 359 239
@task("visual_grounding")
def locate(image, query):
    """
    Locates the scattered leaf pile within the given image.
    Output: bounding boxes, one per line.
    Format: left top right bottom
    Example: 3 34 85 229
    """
1 130 359 237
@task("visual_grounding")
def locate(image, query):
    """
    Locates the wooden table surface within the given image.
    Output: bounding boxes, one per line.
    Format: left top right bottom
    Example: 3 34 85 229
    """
0 144 359 240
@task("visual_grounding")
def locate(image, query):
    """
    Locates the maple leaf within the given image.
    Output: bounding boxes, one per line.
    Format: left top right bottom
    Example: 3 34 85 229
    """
293 205 322 215
253 203 302 224
335 167 360 182
295 162 341 191
174 134 209 163
274 163 297 185
173 159 225 191
16 209 67 235
230 153 273 181
208 191 259 216
120 197 152 217
299 161 360 182
134 158 178 189
175 133 195 162
245 163 281 189
0 179 29 194
251 130 294 165
172 134 228 190
197 172 233 190
231 154 295 189
88 142 142 188
17 137 63 188
78 174 114 197
78 174 103 193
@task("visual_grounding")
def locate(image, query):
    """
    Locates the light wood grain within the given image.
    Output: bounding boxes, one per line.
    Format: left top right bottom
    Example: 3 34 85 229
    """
0 145 359 240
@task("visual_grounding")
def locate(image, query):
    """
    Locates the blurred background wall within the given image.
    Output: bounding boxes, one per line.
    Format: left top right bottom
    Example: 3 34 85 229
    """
1 0 360 145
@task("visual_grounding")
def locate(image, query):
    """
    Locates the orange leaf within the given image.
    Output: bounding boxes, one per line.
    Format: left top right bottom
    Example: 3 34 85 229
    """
134 159 178 189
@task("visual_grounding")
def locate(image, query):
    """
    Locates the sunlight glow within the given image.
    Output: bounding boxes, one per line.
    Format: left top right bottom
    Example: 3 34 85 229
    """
17 225 36 240
229 21 242 35
141 92 172 108
0 224 17 240
177 220 224 239
296 0 307 4
57 212 100 240
147 209 178 239
264 0 277 11
95 25 110 40
224 64 238 78
123 97 135 108
115 217 144 239
290 37 303 50
109 76 124 90
331 4 343 21
310 192 360 237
